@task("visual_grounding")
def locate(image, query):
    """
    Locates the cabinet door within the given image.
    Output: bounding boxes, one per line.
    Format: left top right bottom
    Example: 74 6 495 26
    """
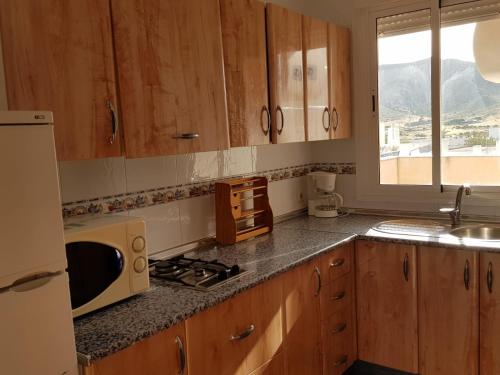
112 0 229 158
266 4 305 144
282 260 322 375
303 16 330 142
328 25 351 139
480 252 500 374
220 0 270 147
356 241 418 373
0 0 120 161
92 323 187 375
419 246 478 375
186 276 282 375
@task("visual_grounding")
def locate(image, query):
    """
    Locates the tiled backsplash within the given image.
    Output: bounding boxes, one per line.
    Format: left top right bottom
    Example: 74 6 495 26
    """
59 142 356 254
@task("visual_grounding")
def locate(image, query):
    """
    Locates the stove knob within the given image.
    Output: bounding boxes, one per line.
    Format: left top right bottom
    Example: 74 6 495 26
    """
134 256 147 273
132 236 146 253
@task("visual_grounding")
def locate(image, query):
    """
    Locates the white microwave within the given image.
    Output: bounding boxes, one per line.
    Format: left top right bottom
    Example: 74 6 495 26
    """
64 216 150 317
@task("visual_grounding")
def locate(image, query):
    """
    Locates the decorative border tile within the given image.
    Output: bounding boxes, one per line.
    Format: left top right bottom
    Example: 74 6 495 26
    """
62 162 356 219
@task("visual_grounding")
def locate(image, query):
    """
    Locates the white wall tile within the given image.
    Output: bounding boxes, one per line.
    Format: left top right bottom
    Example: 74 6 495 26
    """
178 195 216 244
268 177 308 217
312 139 356 163
125 155 177 193
128 203 182 255
221 146 256 177
58 157 126 203
176 151 221 185
255 142 313 172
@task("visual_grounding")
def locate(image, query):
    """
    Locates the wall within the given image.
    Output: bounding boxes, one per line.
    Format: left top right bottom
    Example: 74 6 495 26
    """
60 144 317 254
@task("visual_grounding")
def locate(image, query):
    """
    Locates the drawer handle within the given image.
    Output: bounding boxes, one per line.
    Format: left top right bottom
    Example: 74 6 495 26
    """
403 253 409 282
276 106 284 135
487 262 494 294
173 133 200 140
230 324 255 341
261 105 271 136
314 267 322 296
330 291 346 301
175 336 186 375
330 258 345 268
333 355 348 367
331 322 347 335
464 259 470 291
322 107 331 131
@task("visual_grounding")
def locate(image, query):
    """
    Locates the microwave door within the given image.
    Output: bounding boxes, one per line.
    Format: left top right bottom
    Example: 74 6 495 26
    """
0 271 78 375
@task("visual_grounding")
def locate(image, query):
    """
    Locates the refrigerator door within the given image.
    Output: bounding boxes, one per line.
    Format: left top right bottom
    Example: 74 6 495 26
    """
0 124 67 288
0 272 77 374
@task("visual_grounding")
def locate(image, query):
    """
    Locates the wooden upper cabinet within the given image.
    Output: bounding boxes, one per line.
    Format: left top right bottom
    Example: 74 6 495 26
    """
185 276 283 375
0 0 120 161
479 252 500 375
112 0 229 158
328 25 352 139
282 260 322 375
419 246 479 375
355 241 418 374
220 0 270 147
302 16 330 142
92 322 188 375
266 4 305 144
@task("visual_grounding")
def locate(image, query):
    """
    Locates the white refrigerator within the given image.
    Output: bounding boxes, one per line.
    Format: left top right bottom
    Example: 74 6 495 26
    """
0 111 78 374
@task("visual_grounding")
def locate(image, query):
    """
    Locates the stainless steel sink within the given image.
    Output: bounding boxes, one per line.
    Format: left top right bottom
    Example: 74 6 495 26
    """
449 224 500 241
372 219 450 237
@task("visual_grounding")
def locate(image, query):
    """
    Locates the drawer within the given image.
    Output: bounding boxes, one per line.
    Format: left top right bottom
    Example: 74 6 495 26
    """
186 276 283 375
320 243 353 283
321 272 353 320
322 308 356 375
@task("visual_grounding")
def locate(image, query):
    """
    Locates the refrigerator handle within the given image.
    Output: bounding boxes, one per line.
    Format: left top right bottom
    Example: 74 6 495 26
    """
0 271 62 294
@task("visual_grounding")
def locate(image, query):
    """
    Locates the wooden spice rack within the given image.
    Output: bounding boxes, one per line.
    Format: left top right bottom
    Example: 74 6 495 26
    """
215 177 273 245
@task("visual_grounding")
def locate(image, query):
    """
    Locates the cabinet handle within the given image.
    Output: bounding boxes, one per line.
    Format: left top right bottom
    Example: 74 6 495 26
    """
175 336 186 375
331 322 347 334
464 259 470 291
330 291 346 301
276 106 284 135
330 258 345 268
322 107 331 131
314 266 322 296
333 355 348 367
403 253 409 282
172 133 200 140
107 100 118 145
331 107 339 131
487 261 493 294
261 106 271 136
230 324 255 341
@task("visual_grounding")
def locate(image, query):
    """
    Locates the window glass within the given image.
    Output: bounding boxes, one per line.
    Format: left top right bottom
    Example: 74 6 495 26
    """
440 13 500 185
377 10 433 185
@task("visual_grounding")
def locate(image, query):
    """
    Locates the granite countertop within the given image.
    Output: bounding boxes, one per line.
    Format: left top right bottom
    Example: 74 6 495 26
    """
74 213 500 363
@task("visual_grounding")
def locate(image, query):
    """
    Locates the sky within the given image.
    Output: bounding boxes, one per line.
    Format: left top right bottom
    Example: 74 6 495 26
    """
378 23 476 65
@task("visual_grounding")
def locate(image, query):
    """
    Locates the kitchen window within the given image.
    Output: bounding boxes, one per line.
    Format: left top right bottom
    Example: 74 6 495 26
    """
375 0 500 188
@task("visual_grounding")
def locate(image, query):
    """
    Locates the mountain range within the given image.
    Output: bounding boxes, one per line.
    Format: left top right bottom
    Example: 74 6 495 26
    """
379 58 500 121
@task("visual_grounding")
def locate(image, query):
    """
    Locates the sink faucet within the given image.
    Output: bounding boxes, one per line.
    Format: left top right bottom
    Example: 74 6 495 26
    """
440 184 472 226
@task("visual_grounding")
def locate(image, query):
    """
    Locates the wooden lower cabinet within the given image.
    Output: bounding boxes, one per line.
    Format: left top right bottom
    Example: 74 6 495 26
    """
282 260 323 375
479 252 500 375
186 275 283 375
418 246 479 375
356 241 418 373
90 322 187 375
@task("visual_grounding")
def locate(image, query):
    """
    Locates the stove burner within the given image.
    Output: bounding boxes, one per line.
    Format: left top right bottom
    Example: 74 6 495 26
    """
149 255 248 291
194 268 207 279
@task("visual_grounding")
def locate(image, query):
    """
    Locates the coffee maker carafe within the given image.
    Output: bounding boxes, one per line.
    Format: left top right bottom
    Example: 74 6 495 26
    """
307 171 344 218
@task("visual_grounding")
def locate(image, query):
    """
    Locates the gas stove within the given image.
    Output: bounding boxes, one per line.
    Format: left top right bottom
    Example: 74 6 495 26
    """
149 255 250 291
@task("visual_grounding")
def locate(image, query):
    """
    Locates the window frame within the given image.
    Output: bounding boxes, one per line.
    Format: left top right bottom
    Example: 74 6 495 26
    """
357 0 500 208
